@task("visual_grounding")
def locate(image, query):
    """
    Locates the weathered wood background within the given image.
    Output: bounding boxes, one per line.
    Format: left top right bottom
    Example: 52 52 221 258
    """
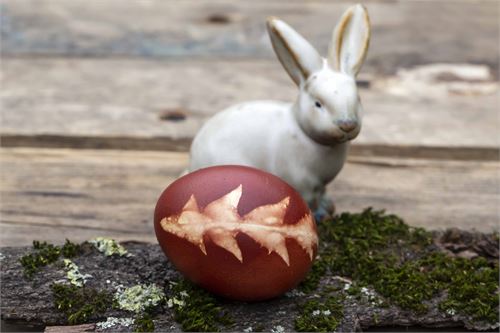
1 0 499 247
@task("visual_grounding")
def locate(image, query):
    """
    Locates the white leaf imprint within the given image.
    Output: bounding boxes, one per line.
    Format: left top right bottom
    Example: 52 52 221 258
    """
160 185 317 266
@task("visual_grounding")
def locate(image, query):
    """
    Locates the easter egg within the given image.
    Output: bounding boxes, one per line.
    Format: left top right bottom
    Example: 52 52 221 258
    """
154 165 318 301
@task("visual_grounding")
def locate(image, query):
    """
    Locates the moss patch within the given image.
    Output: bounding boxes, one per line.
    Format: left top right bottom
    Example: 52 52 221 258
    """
168 279 233 332
133 312 155 332
305 208 499 323
52 283 112 324
298 257 328 293
435 255 499 322
20 240 82 278
52 282 166 329
295 297 344 332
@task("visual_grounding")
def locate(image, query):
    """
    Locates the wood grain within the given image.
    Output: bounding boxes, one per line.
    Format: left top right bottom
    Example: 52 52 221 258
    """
2 0 498 75
0 148 187 246
332 155 500 232
1 147 497 247
2 58 498 148
44 324 96 333
2 135 499 161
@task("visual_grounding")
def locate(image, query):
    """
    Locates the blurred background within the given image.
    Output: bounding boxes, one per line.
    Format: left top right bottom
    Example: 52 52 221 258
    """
1 0 498 246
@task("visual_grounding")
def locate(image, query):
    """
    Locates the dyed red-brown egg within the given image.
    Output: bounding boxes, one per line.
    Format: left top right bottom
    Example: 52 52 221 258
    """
154 165 318 301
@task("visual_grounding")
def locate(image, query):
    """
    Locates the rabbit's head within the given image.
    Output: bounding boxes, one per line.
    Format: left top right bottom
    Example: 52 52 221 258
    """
267 4 371 145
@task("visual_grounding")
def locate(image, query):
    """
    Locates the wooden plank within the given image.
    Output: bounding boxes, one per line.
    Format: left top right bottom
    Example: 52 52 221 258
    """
332 156 500 232
0 135 192 152
0 148 188 246
44 324 95 333
0 147 497 247
1 0 498 74
1 58 498 149
0 223 157 248
1 135 499 161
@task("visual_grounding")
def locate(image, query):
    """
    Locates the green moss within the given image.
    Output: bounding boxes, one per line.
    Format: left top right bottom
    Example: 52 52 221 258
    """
433 255 499 322
133 312 155 332
168 279 233 332
367 252 499 319
304 208 498 324
52 281 165 330
298 257 328 293
295 297 343 332
60 240 82 258
52 283 112 324
252 324 265 332
20 240 82 277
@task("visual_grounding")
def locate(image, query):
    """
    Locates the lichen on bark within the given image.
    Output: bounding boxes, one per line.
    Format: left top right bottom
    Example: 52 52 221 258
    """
2 209 498 332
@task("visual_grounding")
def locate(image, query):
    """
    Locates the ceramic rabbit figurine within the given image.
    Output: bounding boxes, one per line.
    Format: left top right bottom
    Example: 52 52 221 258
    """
189 4 371 217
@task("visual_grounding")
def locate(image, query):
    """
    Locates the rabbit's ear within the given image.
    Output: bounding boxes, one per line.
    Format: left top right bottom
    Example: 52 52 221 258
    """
328 4 371 77
267 17 323 86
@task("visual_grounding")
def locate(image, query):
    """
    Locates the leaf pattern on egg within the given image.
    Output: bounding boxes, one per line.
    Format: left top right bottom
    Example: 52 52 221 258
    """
160 185 317 266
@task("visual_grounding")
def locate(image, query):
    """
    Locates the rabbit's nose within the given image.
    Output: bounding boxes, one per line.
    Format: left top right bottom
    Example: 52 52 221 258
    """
338 119 357 133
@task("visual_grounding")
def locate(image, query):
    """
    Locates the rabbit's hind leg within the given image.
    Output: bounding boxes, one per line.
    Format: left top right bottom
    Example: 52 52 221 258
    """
304 186 335 222
313 196 336 222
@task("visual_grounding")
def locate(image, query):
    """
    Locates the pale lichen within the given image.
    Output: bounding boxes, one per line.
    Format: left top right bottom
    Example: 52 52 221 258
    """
90 237 129 257
312 309 331 316
165 282 189 309
166 296 186 309
114 284 165 313
271 325 285 333
96 317 134 329
63 259 92 287
285 289 306 298
446 308 457 316
108 283 165 332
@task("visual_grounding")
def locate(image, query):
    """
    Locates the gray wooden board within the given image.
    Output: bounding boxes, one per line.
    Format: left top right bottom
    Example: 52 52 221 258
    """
1 58 499 148
1 0 498 75
2 135 499 161
0 147 498 247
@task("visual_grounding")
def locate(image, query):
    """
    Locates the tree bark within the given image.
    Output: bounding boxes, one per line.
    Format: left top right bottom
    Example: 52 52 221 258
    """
1 230 498 332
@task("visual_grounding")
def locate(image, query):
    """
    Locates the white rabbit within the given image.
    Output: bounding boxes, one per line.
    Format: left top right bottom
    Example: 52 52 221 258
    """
189 4 371 217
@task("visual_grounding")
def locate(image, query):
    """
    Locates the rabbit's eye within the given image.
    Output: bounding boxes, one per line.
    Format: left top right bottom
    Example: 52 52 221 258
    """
314 101 322 109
